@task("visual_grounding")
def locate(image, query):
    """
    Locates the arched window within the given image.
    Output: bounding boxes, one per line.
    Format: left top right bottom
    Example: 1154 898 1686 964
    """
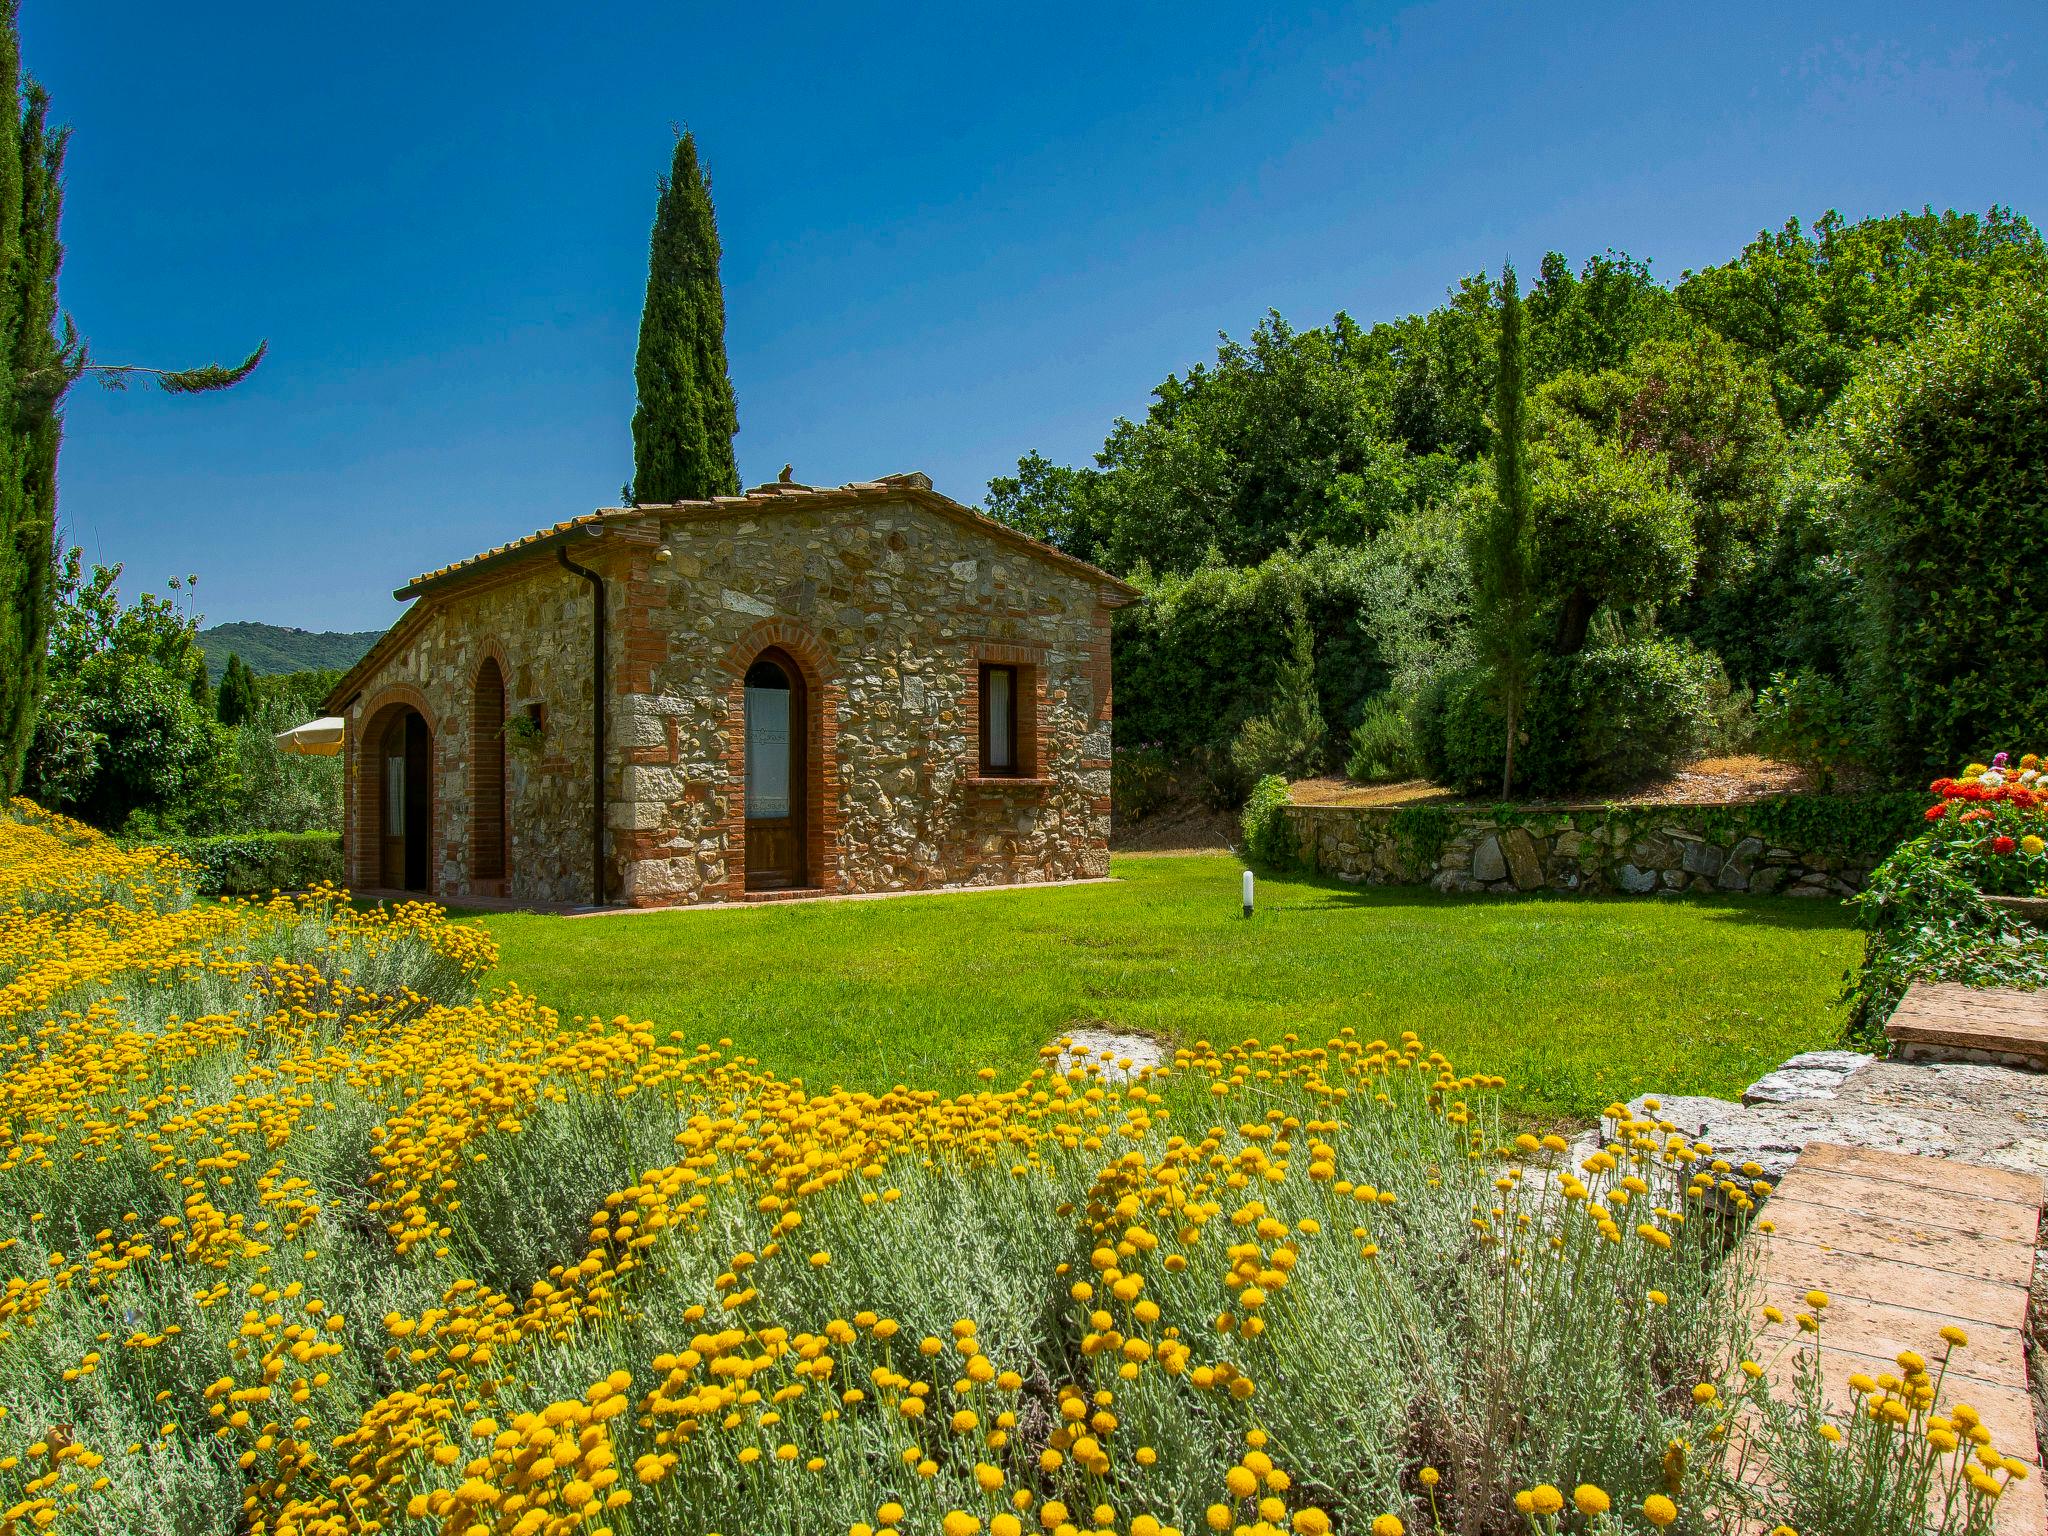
471 657 507 883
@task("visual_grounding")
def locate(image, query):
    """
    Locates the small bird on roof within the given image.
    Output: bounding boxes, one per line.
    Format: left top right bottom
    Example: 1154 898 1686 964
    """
779 464 794 484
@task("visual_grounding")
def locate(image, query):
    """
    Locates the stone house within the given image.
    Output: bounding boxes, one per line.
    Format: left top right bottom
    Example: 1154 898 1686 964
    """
323 472 1138 907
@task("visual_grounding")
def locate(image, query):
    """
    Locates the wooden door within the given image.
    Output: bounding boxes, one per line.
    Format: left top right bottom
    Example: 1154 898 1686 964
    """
380 715 408 888
379 710 432 892
743 654 807 890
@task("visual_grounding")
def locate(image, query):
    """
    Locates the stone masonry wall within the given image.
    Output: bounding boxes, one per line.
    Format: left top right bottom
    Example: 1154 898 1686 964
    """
340 493 1118 907
609 496 1115 904
1283 802 1890 897
339 563 599 906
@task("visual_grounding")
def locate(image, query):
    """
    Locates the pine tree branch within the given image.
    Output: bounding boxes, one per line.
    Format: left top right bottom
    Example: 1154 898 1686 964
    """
82 340 267 394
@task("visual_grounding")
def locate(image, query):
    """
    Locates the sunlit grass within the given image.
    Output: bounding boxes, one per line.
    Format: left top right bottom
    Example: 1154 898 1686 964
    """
473 852 1861 1123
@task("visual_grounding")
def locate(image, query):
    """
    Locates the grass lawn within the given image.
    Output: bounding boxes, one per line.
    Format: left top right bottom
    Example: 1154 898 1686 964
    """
469 852 1863 1125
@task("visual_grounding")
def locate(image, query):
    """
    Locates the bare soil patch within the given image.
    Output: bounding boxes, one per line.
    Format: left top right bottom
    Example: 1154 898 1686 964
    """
1290 753 1818 811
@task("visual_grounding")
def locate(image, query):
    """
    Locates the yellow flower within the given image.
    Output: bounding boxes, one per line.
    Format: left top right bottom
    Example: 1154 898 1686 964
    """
1573 1484 1610 1516
1529 1484 1564 1516
1363 1514 1396 1536
942 1514 982 1536
1940 1325 1969 1348
1642 1494 1679 1528
1419 1466 1440 1488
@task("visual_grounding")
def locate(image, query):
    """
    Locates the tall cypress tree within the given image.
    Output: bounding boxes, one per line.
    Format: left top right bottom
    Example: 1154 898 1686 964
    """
1465 262 1541 798
0 7 67 798
627 131 740 505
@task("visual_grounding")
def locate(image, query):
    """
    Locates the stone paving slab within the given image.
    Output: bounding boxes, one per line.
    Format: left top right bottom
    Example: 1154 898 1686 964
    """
1797 1139 2047 1205
1755 1283 2028 1388
1888 982 2048 1071
1744 1141 2044 1536
1764 1163 2043 1244
1763 1191 2035 1287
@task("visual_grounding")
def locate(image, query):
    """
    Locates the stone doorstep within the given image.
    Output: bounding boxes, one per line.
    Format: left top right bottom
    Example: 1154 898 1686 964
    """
1886 982 2048 1070
1753 1283 2030 1390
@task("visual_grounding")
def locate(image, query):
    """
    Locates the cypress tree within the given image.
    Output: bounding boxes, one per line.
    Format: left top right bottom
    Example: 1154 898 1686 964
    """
0 3 260 797
627 131 740 505
218 653 259 727
1465 262 1541 798
0 6 67 797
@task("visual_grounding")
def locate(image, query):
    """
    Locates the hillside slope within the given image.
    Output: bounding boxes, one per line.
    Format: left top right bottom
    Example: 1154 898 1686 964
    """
196 622 382 681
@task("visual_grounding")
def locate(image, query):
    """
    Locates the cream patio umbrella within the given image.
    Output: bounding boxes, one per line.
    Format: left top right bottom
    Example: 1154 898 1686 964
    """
273 716 345 756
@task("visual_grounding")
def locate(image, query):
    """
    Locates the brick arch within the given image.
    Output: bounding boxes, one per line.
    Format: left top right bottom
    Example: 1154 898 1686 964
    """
352 683 441 895
716 617 840 682
712 620 843 898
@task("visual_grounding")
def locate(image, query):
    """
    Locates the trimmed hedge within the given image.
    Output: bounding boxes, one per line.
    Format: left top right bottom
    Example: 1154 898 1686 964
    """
144 831 343 895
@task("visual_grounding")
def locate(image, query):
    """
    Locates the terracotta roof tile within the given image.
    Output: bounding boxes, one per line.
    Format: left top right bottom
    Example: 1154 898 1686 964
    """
392 472 1133 601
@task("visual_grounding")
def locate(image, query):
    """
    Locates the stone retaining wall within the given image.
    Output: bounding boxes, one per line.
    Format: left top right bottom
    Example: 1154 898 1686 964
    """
1282 799 1904 897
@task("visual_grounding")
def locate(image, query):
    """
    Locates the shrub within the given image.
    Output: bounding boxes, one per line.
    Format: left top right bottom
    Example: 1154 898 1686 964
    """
1 804 2024 1536
1345 692 1413 781
141 829 343 894
1570 637 1724 789
1110 744 1174 823
1114 535 1466 762
1433 658 1583 798
1846 751 2048 1040
1240 772 1296 867
1756 670 1860 790
1830 283 2048 780
1227 615 1328 782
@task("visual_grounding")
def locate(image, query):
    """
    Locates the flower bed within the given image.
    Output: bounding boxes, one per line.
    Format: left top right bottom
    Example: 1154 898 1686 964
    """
1850 755 2048 1039
0 798 2027 1535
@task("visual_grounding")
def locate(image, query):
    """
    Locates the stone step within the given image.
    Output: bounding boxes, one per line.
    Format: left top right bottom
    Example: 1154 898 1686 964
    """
1886 982 2048 1071
1740 1142 2044 1536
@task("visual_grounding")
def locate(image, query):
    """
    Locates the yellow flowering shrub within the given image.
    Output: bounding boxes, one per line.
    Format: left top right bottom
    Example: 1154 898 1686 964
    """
0 804 2021 1535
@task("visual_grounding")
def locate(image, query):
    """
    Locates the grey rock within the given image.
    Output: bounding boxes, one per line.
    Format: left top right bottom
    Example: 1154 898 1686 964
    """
1742 1068 1851 1106
1729 836 1765 873
1617 863 1658 894
1781 1050 1875 1076
1051 1029 1166 1083
1471 835 1507 883
1681 840 1725 878
1503 827 1544 890
1749 866 1790 895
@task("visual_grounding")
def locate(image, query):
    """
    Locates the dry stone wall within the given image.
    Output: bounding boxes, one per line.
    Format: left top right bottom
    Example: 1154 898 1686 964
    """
1283 801 1905 897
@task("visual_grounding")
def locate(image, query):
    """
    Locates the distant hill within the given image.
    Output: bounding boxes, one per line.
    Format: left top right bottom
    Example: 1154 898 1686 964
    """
196 623 383 683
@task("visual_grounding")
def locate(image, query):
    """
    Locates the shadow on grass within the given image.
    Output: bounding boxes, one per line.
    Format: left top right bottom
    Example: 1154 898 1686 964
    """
1258 867 1860 930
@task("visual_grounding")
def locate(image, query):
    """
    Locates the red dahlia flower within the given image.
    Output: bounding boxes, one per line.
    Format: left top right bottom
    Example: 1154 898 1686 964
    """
1992 835 2017 855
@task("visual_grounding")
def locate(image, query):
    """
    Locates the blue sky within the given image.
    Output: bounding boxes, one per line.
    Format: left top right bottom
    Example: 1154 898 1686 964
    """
27 1 2048 632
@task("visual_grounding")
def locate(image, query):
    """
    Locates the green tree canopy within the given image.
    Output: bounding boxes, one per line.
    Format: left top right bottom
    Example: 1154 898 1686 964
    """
1827 280 2048 778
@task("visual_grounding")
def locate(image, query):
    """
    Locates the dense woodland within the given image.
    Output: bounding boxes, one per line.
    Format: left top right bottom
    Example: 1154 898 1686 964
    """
986 207 2048 809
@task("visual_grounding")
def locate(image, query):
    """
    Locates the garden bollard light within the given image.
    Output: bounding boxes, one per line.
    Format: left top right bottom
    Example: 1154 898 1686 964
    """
1243 869 1254 918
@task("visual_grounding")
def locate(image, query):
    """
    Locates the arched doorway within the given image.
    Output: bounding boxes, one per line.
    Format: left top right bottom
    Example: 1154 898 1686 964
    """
470 659 507 886
743 649 807 890
377 708 433 892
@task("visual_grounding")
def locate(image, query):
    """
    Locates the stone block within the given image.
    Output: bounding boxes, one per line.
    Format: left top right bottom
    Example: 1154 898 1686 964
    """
1617 863 1658 893
1502 827 1543 890
1471 835 1507 883
1680 840 1725 877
